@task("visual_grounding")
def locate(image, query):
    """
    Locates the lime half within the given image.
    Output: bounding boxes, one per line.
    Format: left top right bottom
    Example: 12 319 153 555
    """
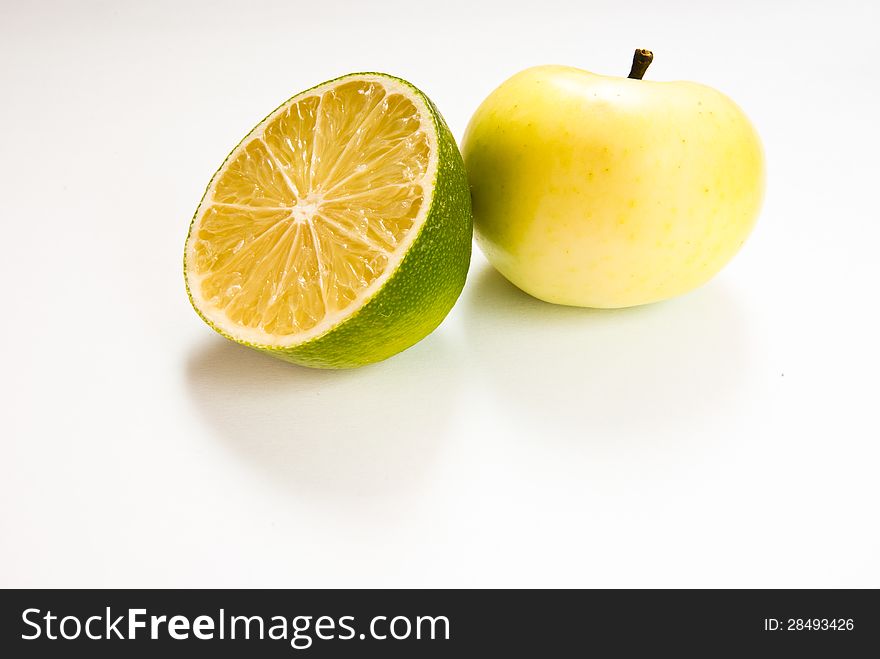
184 73 472 368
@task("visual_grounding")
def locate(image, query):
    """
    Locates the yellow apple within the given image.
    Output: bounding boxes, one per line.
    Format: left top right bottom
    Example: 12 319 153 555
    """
462 50 765 308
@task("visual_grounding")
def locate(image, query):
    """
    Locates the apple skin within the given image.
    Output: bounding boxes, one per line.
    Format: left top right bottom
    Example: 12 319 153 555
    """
462 65 765 308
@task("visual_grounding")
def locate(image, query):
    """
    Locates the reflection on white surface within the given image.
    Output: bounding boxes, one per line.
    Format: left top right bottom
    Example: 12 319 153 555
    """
461 266 749 439
186 332 461 500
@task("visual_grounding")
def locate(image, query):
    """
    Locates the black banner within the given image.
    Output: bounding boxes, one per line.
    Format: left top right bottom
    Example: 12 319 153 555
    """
1 589 877 656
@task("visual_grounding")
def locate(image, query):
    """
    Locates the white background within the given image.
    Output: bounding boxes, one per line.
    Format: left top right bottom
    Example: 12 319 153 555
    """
2 0 878 587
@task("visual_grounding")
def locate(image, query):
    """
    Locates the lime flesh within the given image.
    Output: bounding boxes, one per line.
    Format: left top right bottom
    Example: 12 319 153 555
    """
184 73 472 368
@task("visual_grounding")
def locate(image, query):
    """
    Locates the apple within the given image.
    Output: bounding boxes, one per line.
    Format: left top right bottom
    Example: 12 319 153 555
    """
462 50 765 308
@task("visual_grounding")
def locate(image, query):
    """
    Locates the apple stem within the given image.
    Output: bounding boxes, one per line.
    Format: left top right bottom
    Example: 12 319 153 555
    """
627 49 654 80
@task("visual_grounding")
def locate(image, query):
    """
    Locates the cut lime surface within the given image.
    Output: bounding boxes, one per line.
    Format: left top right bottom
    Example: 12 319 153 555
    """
184 73 472 368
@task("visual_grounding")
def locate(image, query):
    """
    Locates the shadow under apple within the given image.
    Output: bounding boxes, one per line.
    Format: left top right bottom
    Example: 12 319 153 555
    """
461 264 752 447
185 329 461 502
